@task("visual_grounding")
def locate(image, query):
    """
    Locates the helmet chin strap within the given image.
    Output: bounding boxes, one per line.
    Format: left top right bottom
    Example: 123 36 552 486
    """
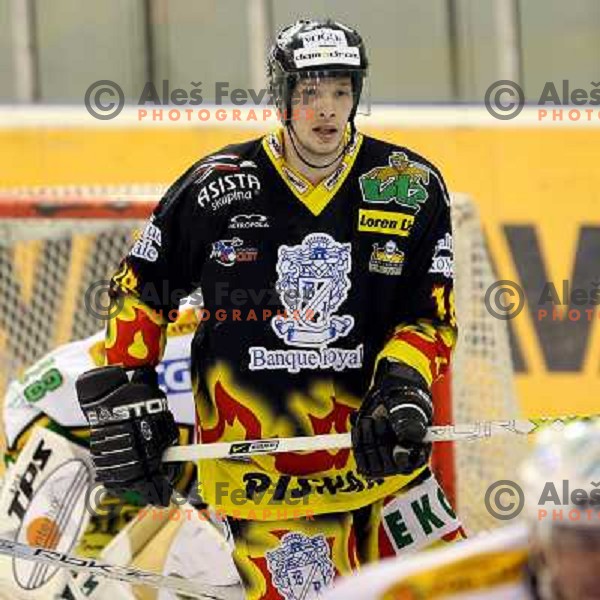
286 121 355 170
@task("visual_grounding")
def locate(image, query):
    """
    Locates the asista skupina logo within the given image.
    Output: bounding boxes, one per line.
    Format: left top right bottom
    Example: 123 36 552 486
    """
194 155 261 212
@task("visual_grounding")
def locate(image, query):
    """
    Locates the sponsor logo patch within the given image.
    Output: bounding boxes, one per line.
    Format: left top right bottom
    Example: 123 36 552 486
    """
381 476 461 555
323 161 348 191
195 155 260 212
229 214 270 229
23 367 64 404
369 240 405 276
358 208 414 237
429 233 454 278
359 152 431 212
210 238 258 267
248 344 363 373
293 47 361 69
282 166 310 194
130 216 162 262
270 233 354 347
299 27 347 48
86 398 168 425
229 440 280 455
3 435 92 591
156 358 191 395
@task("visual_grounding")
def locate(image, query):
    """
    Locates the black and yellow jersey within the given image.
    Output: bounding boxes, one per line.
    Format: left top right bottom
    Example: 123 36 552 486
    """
109 127 456 518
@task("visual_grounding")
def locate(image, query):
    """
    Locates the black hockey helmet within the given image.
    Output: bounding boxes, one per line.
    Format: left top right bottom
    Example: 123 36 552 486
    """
267 19 369 126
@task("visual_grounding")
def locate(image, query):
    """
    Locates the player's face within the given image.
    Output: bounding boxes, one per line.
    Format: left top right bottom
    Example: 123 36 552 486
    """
545 528 600 599
290 76 354 157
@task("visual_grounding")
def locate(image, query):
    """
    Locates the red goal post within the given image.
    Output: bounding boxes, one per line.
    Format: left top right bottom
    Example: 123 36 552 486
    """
0 187 160 219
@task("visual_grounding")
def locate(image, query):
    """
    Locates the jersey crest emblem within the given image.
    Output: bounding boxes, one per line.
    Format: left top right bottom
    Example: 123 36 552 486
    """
272 233 354 347
265 532 335 600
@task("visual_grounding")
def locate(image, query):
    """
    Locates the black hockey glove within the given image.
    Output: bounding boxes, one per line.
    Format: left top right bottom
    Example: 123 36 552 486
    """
76 365 179 506
351 359 433 478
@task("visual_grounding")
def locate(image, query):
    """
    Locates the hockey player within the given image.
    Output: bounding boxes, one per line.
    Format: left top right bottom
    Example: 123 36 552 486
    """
322 419 600 600
76 18 463 599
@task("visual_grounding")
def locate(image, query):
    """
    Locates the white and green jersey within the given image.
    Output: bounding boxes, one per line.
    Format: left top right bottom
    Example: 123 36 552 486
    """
3 314 196 462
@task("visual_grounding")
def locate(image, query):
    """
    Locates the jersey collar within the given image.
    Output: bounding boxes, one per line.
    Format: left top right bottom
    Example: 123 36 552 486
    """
261 127 363 216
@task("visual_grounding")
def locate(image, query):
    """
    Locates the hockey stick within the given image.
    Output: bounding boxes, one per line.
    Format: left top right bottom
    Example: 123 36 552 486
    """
163 416 596 462
0 537 241 600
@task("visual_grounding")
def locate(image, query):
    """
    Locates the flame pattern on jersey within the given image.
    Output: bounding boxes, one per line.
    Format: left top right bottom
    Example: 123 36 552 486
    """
105 293 167 367
376 319 456 386
195 362 422 518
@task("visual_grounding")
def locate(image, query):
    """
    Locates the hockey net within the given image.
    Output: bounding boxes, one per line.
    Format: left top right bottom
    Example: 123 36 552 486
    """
0 187 526 533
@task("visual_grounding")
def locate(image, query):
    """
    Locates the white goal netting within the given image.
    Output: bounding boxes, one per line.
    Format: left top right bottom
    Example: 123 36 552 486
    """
0 187 526 533
450 193 526 531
